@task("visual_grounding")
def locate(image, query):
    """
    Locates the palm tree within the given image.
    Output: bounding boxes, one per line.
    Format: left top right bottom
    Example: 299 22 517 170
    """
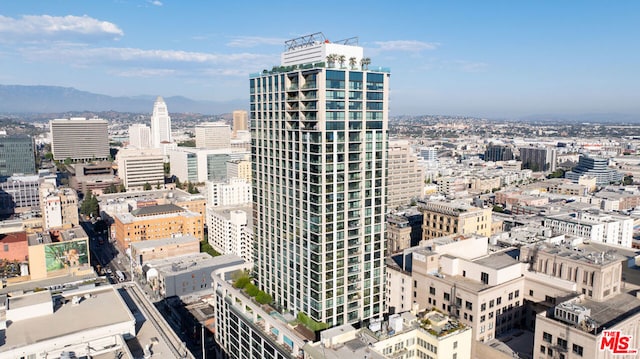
360 57 371 70
349 57 357 69
326 54 337 68
337 55 346 68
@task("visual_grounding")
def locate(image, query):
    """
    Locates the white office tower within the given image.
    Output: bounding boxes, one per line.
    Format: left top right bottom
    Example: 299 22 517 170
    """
128 124 151 149
195 122 231 149
207 207 253 262
252 33 389 326
150 96 172 148
49 118 109 161
116 148 165 190
205 178 251 207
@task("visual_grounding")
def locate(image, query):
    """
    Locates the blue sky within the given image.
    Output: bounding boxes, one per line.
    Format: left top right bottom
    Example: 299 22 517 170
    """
0 1 638 117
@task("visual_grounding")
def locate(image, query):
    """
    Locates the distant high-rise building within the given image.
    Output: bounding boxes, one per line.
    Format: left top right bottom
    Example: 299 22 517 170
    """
232 110 248 137
565 154 623 186
387 139 424 209
484 143 514 162
50 118 109 161
420 147 438 162
0 173 41 216
150 96 172 148
519 146 557 172
116 148 165 190
226 159 252 183
195 122 231 149
252 33 389 326
128 124 151 149
0 135 36 177
169 147 249 183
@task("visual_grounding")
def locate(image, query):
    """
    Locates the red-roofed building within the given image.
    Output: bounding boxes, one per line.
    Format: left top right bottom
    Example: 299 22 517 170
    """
0 231 29 261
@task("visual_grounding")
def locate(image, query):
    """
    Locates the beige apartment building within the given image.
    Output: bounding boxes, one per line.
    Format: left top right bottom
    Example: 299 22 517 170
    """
387 214 413 255
520 243 622 302
420 201 492 240
534 292 640 359
389 234 525 342
232 110 248 136
226 159 252 183
305 311 472 359
39 183 79 230
99 188 206 222
387 139 424 209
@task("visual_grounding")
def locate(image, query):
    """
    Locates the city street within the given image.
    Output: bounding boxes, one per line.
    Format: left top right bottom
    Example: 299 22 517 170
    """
81 220 131 283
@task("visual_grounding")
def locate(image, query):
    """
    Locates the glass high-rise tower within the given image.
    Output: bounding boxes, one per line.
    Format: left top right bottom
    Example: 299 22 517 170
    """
251 33 389 326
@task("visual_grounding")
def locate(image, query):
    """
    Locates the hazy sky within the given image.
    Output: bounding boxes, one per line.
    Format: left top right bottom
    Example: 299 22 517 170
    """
1 1 638 117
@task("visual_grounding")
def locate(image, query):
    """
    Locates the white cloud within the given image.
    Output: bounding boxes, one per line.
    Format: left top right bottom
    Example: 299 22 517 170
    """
149 0 163 6
0 14 124 42
373 40 439 52
16 42 278 79
110 68 176 77
21 44 270 64
226 36 287 48
452 60 488 73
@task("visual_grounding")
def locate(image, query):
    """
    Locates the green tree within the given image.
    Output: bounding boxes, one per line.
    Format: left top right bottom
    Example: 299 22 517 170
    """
255 291 272 305
64 157 72 165
233 276 251 289
178 139 196 147
44 152 54 160
163 162 170 175
104 183 117 194
80 190 99 218
492 205 504 213
187 181 199 194
624 175 634 185
245 283 259 297
547 169 566 179
143 182 152 190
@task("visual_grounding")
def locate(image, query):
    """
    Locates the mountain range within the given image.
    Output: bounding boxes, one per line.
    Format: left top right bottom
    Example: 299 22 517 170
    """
0 85 247 115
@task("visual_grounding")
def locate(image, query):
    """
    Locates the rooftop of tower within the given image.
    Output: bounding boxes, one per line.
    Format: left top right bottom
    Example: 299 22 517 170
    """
283 32 358 51
251 33 390 77
280 32 364 67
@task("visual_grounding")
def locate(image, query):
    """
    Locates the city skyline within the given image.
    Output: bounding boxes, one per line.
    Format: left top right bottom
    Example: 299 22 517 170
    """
1 1 639 118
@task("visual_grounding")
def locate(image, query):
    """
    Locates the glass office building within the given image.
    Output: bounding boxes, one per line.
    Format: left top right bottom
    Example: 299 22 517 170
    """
0 135 36 177
251 33 389 326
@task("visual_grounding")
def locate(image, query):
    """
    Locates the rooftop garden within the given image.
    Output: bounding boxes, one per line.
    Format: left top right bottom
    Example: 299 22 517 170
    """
294 311 329 332
232 271 273 305
419 310 466 337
